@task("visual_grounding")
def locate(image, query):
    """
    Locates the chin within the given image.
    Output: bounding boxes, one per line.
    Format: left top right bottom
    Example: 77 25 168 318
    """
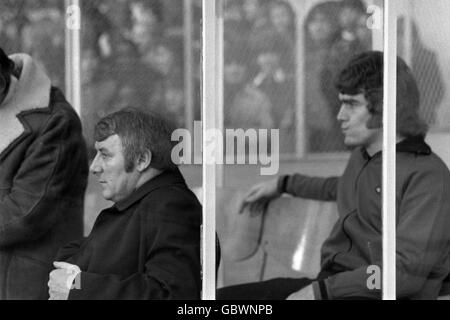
102 191 113 201
343 138 356 147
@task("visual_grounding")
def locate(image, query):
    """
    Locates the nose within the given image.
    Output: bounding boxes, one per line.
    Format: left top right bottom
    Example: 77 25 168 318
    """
336 105 347 122
89 154 102 175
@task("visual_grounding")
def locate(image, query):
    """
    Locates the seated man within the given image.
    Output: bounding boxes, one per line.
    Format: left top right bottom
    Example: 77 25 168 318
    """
218 51 450 300
48 108 202 300
0 48 87 299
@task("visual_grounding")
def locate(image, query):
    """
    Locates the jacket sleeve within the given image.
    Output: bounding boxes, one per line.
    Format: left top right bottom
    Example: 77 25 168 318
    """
0 107 87 247
55 238 87 262
68 191 201 300
280 174 339 201
318 166 450 299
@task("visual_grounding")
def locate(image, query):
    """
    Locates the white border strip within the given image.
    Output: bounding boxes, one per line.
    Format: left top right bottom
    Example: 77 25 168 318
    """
202 0 217 300
382 0 397 300
64 0 81 116
183 0 194 134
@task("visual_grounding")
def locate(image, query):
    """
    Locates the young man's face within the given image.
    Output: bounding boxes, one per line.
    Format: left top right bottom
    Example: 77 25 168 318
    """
337 93 382 149
90 134 140 203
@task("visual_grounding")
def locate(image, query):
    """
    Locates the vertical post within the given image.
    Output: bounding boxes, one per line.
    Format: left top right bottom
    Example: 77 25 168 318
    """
294 1 306 158
202 0 217 300
382 0 397 300
183 0 194 133
65 0 81 116
216 1 224 187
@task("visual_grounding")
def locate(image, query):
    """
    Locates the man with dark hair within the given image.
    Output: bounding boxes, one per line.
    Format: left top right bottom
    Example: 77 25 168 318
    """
48 108 201 300
0 48 88 299
218 51 450 300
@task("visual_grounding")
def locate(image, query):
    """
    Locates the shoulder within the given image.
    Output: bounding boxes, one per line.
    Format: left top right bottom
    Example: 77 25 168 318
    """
399 151 450 188
22 87 82 134
138 182 202 227
47 87 83 130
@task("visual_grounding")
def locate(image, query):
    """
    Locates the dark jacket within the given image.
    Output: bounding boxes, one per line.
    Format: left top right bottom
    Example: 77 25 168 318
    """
0 54 88 299
56 168 202 300
280 137 450 299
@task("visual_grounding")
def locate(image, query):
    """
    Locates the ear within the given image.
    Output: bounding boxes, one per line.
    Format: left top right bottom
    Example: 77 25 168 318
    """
136 149 152 172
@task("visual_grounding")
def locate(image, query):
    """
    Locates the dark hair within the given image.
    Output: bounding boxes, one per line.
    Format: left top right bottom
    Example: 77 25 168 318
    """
305 1 341 45
94 107 177 172
0 47 15 94
341 0 366 14
336 50 428 138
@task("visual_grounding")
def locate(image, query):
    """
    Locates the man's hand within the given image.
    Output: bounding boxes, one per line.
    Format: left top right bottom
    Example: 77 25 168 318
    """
238 179 280 216
286 284 315 300
48 261 81 300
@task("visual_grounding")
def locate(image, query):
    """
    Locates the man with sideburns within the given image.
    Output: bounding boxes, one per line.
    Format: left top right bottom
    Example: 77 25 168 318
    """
218 51 450 300
48 108 201 300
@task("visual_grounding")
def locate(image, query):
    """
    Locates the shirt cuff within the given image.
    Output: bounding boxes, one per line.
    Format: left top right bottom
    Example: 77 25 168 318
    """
66 269 82 290
277 175 289 194
312 280 329 300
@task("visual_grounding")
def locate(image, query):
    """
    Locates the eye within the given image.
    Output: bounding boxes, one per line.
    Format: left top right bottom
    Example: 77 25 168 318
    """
346 101 359 109
100 152 109 159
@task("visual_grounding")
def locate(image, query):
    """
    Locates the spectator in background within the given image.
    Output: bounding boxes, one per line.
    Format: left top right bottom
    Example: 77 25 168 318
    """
224 0 250 47
268 0 296 43
108 37 164 115
144 40 185 126
304 1 341 152
249 28 296 152
21 8 65 88
224 40 273 130
242 0 271 32
129 0 164 55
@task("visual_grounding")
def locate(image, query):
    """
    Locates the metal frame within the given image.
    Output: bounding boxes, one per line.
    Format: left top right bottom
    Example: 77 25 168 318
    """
202 0 219 300
64 0 81 115
382 0 397 300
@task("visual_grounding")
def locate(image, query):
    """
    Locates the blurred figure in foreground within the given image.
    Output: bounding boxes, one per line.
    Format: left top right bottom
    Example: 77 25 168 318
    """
0 47 88 299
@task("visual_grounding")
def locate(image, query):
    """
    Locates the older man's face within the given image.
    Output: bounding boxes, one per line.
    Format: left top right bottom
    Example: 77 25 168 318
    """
90 134 140 203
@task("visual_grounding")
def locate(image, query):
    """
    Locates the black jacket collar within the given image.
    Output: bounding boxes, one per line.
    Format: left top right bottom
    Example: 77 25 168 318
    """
115 167 185 212
361 136 431 160
396 135 431 155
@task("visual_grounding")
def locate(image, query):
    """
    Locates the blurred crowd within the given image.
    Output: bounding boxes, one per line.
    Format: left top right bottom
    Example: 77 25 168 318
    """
0 0 202 157
223 0 371 153
1 0 445 156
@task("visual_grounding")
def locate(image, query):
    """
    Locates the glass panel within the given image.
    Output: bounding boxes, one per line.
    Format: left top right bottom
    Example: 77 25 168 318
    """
217 0 386 300
221 0 380 157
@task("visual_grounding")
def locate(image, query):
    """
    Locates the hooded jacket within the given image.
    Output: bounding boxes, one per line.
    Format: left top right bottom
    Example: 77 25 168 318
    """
0 54 88 299
279 137 450 299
